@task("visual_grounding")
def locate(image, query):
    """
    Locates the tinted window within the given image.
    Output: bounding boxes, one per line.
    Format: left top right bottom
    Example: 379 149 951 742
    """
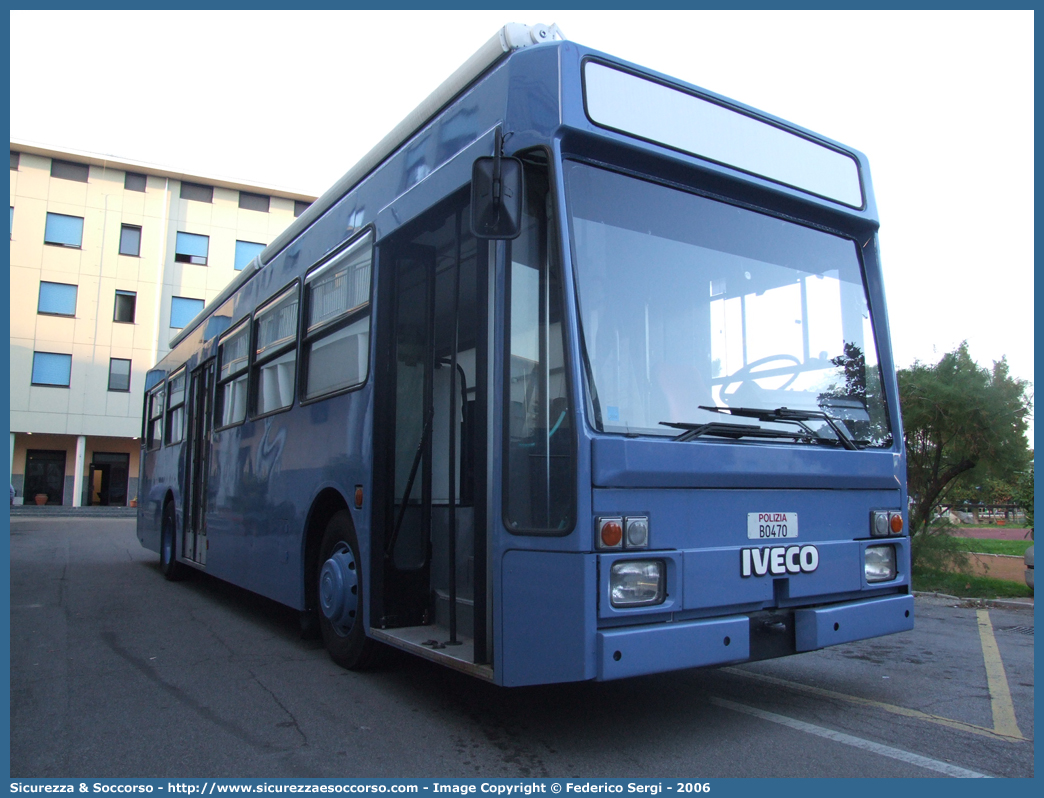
234 240 265 271
565 161 892 447
125 172 147 192
119 225 141 256
175 232 209 265
108 358 132 392
180 182 213 202
239 192 270 212
44 213 84 248
303 233 373 399
253 286 299 415
147 386 164 449
51 159 89 182
170 296 204 328
38 282 78 316
166 370 186 443
217 323 250 427
32 352 72 386
503 164 575 534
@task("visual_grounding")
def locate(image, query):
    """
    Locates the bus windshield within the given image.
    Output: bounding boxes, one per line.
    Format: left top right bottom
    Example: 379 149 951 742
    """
565 161 893 448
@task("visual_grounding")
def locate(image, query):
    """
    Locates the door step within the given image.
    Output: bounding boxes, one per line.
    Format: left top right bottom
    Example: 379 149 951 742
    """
370 624 493 681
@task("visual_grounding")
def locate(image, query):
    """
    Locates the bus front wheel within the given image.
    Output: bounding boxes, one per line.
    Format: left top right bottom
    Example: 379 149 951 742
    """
159 502 184 581
317 511 380 670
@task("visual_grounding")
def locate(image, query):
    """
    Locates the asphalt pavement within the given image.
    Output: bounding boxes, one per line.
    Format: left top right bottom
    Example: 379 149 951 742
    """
9 516 1034 779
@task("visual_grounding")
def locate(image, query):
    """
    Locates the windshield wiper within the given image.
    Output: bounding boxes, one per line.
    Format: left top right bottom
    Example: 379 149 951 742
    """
698 405 861 450
659 420 812 443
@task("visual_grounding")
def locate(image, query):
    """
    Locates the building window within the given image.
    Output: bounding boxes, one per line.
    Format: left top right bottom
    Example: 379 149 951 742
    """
108 358 132 392
38 281 78 316
294 200 310 218
216 322 249 427
303 233 373 400
119 224 141 257
125 172 147 192
44 212 84 248
174 231 209 265
10 151 19 170
253 285 299 416
166 369 186 443
180 181 213 203
170 296 205 329
31 352 72 387
114 290 137 323
239 191 270 212
51 159 89 183
234 240 265 271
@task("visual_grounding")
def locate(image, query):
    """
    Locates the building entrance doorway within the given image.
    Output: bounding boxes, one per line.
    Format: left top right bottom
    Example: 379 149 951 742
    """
24 450 67 505
88 452 130 506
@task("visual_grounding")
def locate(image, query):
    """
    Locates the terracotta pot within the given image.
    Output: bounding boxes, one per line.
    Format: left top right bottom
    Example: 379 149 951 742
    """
129 498 137 508
34 493 48 506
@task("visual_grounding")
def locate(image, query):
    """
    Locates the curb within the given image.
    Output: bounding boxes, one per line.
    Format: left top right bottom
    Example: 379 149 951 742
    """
9 506 137 519
914 591 1033 610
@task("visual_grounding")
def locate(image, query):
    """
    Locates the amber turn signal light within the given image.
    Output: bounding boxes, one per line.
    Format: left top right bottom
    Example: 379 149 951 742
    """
598 517 623 549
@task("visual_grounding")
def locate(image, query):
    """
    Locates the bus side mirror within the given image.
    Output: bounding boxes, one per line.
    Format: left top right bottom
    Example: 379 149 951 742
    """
471 155 524 240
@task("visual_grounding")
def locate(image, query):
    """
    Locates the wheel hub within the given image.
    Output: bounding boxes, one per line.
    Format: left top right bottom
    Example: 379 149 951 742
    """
319 546 358 635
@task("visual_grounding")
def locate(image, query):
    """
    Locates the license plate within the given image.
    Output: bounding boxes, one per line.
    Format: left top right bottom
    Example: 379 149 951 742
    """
747 512 798 540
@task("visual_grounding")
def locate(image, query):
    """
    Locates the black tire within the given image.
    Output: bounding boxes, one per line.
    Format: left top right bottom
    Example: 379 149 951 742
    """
317 510 380 669
159 501 184 581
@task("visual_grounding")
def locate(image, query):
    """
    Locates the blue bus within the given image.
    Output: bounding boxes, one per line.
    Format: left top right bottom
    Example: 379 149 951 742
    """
138 23 913 686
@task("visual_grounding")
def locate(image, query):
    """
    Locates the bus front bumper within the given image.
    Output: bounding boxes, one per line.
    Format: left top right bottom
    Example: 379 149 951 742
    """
595 593 914 680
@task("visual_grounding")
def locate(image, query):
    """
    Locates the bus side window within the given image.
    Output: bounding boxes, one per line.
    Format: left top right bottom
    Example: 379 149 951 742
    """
252 285 299 417
303 232 373 400
165 369 186 444
503 163 576 535
147 385 164 450
216 322 249 427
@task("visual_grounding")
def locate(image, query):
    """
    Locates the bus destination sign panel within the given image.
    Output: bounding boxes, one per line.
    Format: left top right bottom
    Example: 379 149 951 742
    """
583 61 864 208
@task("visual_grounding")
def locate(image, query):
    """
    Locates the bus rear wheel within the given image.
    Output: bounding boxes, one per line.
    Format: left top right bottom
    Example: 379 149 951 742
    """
159 502 184 581
317 511 380 670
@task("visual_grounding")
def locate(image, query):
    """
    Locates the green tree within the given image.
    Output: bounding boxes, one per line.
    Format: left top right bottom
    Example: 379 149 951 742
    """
946 474 1015 506
899 342 1032 537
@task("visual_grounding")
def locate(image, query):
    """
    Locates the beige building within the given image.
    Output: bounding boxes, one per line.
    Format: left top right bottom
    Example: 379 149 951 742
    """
9 142 315 507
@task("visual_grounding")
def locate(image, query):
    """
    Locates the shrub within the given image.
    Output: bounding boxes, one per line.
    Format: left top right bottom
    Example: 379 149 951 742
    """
910 520 970 574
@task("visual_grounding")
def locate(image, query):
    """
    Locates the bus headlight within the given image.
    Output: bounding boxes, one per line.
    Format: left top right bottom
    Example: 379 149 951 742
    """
610 559 665 607
865 545 897 583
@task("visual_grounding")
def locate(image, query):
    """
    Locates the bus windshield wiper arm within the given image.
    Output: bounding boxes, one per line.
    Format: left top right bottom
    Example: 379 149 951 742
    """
659 420 809 443
698 405 861 450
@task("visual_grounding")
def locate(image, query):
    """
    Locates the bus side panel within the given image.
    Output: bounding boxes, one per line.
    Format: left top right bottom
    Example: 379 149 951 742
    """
499 550 597 686
136 443 182 554
202 384 374 611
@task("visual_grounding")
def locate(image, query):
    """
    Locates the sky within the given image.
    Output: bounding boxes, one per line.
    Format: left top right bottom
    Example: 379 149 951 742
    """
10 9 1034 443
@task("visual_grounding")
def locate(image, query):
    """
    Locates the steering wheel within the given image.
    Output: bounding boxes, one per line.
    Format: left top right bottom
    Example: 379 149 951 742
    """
720 354 803 403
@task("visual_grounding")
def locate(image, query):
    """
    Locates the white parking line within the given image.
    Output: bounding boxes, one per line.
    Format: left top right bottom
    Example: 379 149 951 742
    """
710 697 991 778
723 666 1024 741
